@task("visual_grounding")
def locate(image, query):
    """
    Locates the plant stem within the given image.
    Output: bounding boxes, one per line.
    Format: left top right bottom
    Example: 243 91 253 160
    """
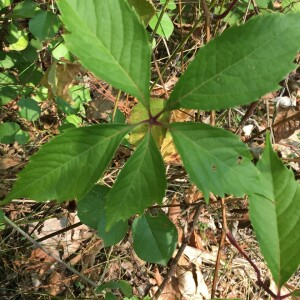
211 198 227 298
226 231 278 299
154 204 203 299
150 0 171 42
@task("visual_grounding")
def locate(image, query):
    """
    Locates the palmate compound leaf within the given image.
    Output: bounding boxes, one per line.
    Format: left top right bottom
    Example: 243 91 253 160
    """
249 135 300 287
3 124 133 204
166 13 300 111
105 128 167 229
132 212 178 265
56 0 151 108
169 122 259 200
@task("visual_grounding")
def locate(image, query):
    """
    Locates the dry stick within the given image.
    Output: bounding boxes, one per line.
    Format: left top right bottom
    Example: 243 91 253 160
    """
36 221 82 243
200 0 216 126
226 231 279 299
211 198 227 298
150 17 204 92
234 101 259 134
154 204 203 299
3 216 98 288
152 52 169 99
245 111 300 143
178 0 184 72
251 0 260 14
150 0 171 42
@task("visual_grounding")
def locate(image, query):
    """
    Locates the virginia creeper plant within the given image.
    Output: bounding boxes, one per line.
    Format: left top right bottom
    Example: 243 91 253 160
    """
1 0 300 298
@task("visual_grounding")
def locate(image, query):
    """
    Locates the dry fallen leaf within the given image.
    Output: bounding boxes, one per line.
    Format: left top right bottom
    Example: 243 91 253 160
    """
0 155 21 170
29 213 93 260
168 196 184 243
48 271 64 296
273 107 299 142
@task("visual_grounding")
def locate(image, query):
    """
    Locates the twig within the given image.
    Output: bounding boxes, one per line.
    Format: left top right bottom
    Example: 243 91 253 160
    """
234 101 259 134
211 198 227 298
245 111 300 143
36 221 83 243
201 0 211 43
251 0 260 14
152 52 169 99
151 0 171 42
212 0 239 20
201 0 215 126
3 216 98 288
226 231 278 299
154 204 203 299
178 0 184 72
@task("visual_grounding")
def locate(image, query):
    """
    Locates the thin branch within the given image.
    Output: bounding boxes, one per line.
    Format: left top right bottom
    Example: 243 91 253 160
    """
226 231 278 299
245 111 300 143
211 198 227 298
154 204 203 299
36 221 83 243
151 0 171 42
4 216 98 288
152 52 169 98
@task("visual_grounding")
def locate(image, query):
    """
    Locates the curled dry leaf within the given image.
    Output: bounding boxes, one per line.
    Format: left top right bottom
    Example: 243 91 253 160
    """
273 107 299 142
48 271 64 296
0 155 21 170
151 267 182 300
161 131 181 165
26 248 56 274
168 195 184 243
190 230 204 251
184 185 203 204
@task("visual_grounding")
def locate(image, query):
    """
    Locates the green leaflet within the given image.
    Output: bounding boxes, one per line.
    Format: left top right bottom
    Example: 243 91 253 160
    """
57 0 151 108
149 11 174 39
105 129 167 228
249 135 300 287
29 10 60 41
0 122 20 144
0 210 4 223
127 0 155 26
18 98 40 121
77 185 128 247
132 213 177 265
11 0 37 18
96 280 132 297
166 13 300 111
4 124 133 204
170 122 258 200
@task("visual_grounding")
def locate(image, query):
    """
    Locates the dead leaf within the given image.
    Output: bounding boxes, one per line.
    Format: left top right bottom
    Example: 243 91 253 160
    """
176 266 197 297
273 107 299 142
81 239 103 271
48 271 63 296
170 109 195 123
161 131 181 165
41 61 82 102
168 196 184 243
190 230 204 251
27 248 56 274
29 213 93 260
184 185 203 204
0 155 20 170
